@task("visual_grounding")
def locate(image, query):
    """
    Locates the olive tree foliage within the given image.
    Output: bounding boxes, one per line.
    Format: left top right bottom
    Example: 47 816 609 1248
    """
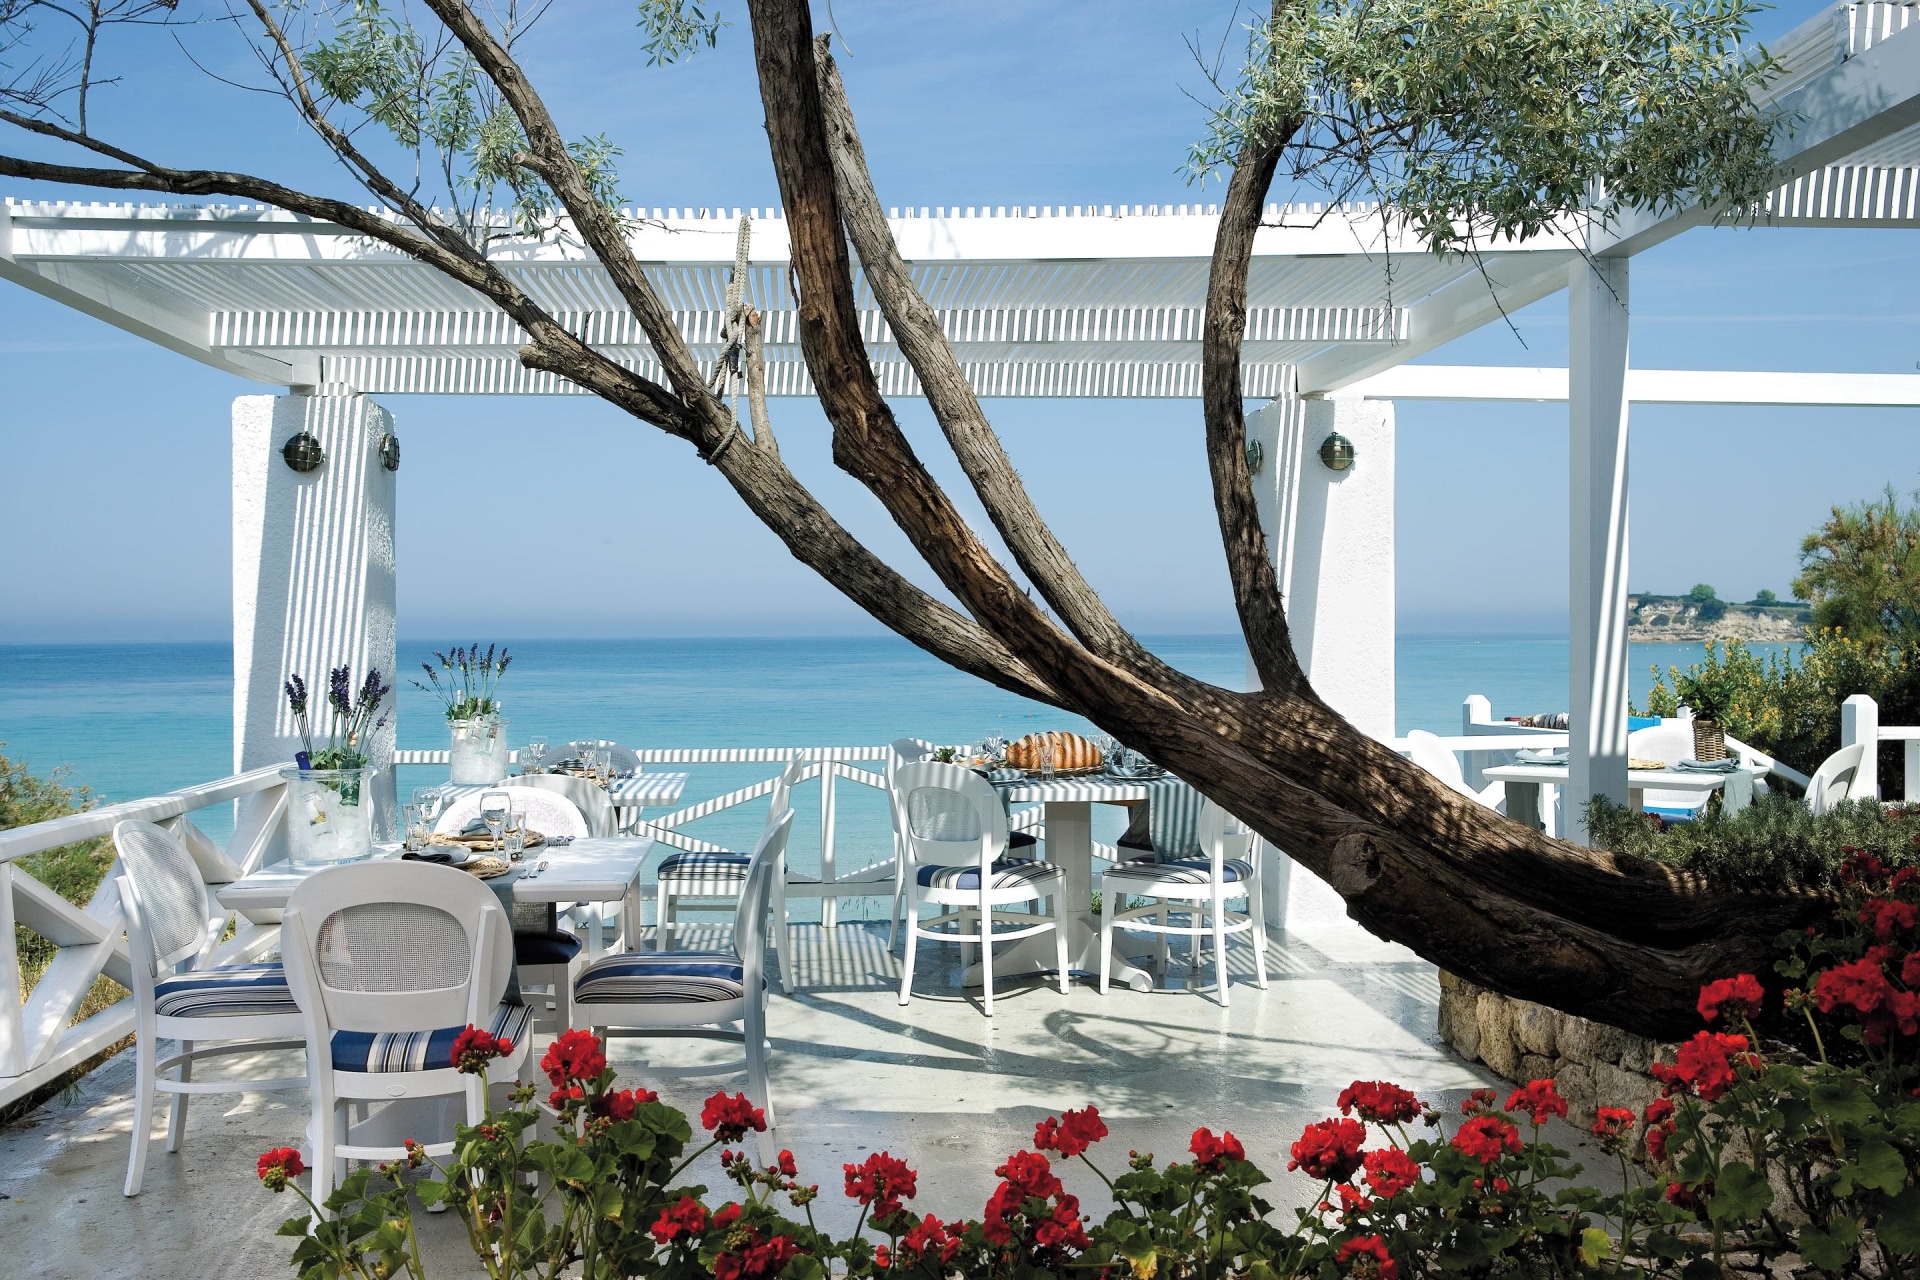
0 0 1826 1036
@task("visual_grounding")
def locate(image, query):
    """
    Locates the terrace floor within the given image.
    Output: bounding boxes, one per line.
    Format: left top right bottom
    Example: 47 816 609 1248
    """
0 922 1599 1280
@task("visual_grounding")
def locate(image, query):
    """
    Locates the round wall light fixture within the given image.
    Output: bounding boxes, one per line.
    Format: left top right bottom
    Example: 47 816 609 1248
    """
282 431 325 473
379 432 401 472
1244 438 1265 476
1318 431 1356 472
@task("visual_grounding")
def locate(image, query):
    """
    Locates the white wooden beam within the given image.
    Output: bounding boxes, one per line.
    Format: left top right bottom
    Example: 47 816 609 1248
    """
1344 365 1920 405
1568 260 1634 841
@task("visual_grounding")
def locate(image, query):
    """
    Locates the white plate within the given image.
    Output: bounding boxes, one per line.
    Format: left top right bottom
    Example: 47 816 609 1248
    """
1515 748 1569 764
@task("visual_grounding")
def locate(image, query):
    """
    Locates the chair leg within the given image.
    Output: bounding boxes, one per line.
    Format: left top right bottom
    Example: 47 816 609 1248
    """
887 839 905 953
1053 894 1070 997
745 1003 778 1163
124 1031 156 1197
1248 864 1272 990
1099 890 1115 995
656 882 673 951
1154 904 1170 975
309 1097 338 1210
1212 889 1231 1008
165 1038 191 1152
897 892 920 1006
774 854 794 995
979 893 995 1019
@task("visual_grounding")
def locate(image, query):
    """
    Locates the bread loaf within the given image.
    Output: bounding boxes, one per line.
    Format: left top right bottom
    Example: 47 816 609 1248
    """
1006 731 1102 772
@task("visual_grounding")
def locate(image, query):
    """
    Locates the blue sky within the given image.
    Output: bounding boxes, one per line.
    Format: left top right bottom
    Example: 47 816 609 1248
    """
1 0 1916 642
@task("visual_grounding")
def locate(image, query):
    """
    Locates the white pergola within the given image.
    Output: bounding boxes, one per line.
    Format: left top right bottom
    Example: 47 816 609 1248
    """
6 0 1920 845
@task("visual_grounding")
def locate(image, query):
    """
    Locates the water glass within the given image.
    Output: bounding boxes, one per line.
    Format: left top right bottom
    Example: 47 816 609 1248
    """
503 827 526 861
503 806 528 861
593 748 613 782
1038 736 1056 780
479 790 510 850
402 803 426 852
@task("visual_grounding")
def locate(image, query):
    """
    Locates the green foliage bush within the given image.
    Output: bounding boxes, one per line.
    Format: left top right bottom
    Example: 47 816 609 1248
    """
1585 793 1919 892
0 748 115 985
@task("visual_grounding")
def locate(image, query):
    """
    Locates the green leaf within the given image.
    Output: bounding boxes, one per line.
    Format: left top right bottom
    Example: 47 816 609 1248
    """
1707 1162 1773 1223
1877 1185 1920 1255
1796 1217 1861 1272
1812 1079 1876 1126
1580 1226 1615 1266
1840 1138 1909 1197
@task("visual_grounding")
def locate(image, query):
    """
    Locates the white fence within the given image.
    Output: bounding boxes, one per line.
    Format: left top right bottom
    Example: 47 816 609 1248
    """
1840 694 1919 802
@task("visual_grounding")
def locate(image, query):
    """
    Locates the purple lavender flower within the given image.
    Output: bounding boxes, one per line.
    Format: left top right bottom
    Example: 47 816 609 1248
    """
327 666 353 718
284 674 308 717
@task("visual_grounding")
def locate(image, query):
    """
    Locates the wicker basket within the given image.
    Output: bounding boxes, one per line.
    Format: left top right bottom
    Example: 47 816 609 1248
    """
1691 717 1728 762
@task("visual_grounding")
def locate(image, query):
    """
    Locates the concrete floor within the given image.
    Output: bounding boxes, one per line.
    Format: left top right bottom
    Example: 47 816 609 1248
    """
0 923 1607 1280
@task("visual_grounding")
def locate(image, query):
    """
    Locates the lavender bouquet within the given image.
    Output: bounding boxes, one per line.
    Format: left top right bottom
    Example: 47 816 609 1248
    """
412 644 512 723
285 666 391 779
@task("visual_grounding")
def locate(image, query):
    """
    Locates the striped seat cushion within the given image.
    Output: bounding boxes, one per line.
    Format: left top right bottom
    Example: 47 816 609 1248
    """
574 951 747 1004
657 851 751 882
1104 857 1255 886
329 1002 532 1073
916 858 1061 891
153 962 298 1019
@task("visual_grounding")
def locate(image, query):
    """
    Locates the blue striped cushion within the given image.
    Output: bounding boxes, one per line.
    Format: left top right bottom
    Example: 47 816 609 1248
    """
329 1002 532 1073
574 951 746 1004
1104 857 1255 886
657 851 751 881
916 858 1060 890
153 963 298 1018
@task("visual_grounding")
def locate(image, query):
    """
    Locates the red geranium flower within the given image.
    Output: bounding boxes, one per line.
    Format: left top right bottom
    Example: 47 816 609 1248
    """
1033 1195 1089 1252
1034 1105 1108 1158
255 1146 305 1192
701 1091 768 1143
1336 1233 1398 1280
713 1228 800 1280
777 1149 798 1177
1842 851 1889 887
1650 1031 1750 1101
844 1151 918 1219
1451 1115 1522 1165
982 1151 1066 1246
539 1028 605 1088
451 1025 513 1075
900 1213 964 1264
1460 1088 1498 1115
1696 974 1765 1023
1862 899 1919 942
1286 1118 1363 1181
1503 1079 1568 1126
650 1195 708 1244
593 1086 656 1123
1592 1107 1636 1138
1191 1126 1249 1171
1666 1181 1709 1214
1362 1146 1421 1197
1338 1080 1424 1125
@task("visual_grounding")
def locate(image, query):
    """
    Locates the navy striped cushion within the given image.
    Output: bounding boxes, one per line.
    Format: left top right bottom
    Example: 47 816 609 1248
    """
574 951 747 1004
657 851 751 881
916 858 1061 890
153 963 297 1019
1104 857 1255 886
514 930 583 967
329 1002 532 1073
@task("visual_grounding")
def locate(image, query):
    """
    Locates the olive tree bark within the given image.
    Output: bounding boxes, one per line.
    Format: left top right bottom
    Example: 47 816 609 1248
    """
0 0 1831 1040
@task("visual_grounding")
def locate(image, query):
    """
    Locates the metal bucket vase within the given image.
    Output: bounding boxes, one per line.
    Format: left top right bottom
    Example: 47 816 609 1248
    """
281 767 376 870
449 714 510 784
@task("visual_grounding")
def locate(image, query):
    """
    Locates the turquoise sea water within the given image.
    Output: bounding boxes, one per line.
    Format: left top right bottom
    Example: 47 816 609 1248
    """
0 635 1790 919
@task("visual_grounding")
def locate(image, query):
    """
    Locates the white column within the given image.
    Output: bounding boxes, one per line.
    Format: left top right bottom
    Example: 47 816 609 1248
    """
233 391 399 839
1568 259 1632 841
1841 694 1881 802
1246 392 1396 928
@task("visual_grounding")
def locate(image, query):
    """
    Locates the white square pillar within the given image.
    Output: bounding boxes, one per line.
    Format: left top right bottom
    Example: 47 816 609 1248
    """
1246 392 1396 928
233 391 399 839
1568 259 1632 841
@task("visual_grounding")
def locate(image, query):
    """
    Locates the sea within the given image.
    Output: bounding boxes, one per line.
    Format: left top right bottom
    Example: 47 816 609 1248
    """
0 635 1789 920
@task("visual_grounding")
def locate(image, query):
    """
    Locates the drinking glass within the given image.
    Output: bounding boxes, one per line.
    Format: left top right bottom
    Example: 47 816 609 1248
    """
503 806 528 861
402 804 426 853
411 787 444 826
593 748 613 783
525 736 549 773
479 791 511 851
503 827 526 862
1038 736 1056 780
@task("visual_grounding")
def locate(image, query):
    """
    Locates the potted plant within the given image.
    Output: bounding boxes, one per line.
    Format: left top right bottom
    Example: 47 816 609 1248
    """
1673 669 1731 761
281 667 389 869
415 644 513 784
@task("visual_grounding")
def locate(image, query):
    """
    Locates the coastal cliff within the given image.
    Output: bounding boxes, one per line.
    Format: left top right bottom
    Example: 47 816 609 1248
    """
1627 594 1807 644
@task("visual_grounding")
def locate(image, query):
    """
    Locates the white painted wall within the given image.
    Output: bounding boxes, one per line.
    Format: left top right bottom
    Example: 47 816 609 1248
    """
1245 393 1397 929
233 391 399 841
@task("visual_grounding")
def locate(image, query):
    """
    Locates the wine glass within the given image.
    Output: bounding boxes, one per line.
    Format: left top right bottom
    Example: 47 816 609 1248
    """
479 791 511 851
411 787 444 828
525 736 549 773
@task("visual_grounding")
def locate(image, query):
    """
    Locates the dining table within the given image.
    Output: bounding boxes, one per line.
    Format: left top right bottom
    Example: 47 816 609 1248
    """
215 836 657 963
961 773 1166 993
439 771 690 836
1482 760 1759 830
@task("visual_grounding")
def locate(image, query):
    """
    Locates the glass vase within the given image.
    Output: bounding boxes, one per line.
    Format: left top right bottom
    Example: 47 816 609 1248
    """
281 767 376 870
449 714 511 784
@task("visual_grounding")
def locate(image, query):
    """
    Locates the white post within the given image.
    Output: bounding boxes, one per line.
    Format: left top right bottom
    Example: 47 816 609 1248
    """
233 391 400 844
818 762 839 929
1568 259 1632 842
1246 392 1396 929
1841 694 1881 802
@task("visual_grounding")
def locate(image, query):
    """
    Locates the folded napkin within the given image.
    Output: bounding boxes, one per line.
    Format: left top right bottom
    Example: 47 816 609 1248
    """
402 846 466 865
981 767 1025 785
1675 757 1741 773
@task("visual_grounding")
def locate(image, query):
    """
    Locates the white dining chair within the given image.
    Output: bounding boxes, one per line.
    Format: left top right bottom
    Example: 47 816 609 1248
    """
111 819 308 1197
571 808 794 1164
654 761 802 984
1808 741 1869 816
884 740 1040 951
1097 801 1269 1006
280 861 532 1202
894 761 1069 1018
511 772 619 837
433 787 590 841
1404 730 1507 811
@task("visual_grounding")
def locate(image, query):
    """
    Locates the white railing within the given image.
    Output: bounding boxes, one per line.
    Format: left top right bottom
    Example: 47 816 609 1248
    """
0 764 294 1110
1841 694 1918 802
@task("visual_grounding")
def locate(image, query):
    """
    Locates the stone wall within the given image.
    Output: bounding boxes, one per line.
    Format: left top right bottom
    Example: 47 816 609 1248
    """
1438 972 1670 1128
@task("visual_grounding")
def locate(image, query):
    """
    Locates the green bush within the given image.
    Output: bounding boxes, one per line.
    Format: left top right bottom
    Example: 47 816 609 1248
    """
0 748 115 984
1584 792 1917 891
